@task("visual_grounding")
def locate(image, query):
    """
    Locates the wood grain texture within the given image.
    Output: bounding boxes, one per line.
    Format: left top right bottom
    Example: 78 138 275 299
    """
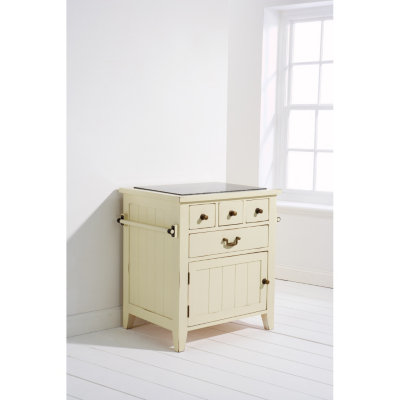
67 375 141 400
68 330 328 400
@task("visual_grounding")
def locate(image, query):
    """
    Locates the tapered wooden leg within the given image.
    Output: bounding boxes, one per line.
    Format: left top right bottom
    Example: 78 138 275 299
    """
123 312 136 329
172 328 187 352
261 313 274 330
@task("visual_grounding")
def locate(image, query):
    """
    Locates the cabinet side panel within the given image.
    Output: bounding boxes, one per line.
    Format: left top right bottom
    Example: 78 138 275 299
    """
163 209 173 319
155 209 165 316
138 229 147 309
146 208 156 313
129 204 139 306
267 196 277 328
126 195 176 319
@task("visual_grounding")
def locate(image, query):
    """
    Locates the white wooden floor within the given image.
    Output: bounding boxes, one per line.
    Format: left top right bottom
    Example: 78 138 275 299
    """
67 280 333 400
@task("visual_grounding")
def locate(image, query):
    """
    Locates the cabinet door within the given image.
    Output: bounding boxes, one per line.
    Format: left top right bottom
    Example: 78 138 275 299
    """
188 252 268 327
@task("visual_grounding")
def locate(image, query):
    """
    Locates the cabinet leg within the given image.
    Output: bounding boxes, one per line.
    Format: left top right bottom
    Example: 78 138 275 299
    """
123 312 136 329
172 329 187 352
261 313 274 330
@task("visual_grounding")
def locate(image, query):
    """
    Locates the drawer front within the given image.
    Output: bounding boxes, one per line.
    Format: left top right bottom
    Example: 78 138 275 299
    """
188 252 268 327
189 203 216 230
246 198 269 223
189 225 268 258
219 200 244 226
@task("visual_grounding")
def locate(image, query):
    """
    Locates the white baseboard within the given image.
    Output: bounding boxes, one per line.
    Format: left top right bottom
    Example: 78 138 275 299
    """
276 264 333 288
67 306 145 337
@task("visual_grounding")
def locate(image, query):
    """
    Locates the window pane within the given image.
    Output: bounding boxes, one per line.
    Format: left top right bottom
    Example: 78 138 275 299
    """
288 110 315 149
292 21 321 63
320 63 333 104
316 152 333 191
291 65 319 104
322 20 333 61
287 151 314 190
317 110 333 150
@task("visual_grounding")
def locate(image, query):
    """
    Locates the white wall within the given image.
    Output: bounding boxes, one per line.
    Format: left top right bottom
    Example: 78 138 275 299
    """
226 0 333 287
276 203 333 287
226 0 266 186
67 0 229 319
67 0 333 335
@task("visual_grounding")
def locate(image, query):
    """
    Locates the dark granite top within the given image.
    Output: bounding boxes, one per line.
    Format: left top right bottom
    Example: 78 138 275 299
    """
134 182 266 196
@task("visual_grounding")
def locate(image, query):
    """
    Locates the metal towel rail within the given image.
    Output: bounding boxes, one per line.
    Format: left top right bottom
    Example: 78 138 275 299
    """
117 214 178 238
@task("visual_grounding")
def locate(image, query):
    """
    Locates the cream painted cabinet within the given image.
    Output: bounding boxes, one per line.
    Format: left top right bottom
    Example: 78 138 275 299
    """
118 183 281 352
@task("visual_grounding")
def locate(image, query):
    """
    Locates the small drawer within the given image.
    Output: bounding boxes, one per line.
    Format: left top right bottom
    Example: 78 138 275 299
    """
219 200 243 226
189 225 268 258
189 203 216 230
246 198 269 223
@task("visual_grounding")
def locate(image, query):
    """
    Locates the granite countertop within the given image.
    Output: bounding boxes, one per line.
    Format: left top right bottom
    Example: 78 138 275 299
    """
134 182 266 196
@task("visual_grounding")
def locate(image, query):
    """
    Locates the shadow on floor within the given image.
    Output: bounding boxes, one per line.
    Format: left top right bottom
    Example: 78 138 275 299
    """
68 320 255 353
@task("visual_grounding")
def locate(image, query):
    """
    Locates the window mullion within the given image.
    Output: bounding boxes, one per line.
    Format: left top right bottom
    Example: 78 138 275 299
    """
313 20 324 191
313 112 318 191
287 21 294 106
292 60 333 66
283 21 295 189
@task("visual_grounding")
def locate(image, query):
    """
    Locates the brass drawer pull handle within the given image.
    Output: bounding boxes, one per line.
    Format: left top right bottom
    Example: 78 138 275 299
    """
222 237 241 246
262 278 269 285
229 210 237 216
200 214 208 220
277 217 281 222
255 208 263 214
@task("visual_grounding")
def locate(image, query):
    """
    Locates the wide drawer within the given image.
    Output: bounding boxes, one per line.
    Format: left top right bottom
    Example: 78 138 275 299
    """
189 225 269 258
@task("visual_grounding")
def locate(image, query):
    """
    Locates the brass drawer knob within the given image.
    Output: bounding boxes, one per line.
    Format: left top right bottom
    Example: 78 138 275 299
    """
229 210 237 216
200 214 208 220
262 279 269 285
222 237 241 246
255 208 263 214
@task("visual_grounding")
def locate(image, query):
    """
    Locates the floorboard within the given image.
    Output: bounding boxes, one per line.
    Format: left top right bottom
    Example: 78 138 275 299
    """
67 280 333 400
98 327 333 400
275 305 333 325
275 282 333 301
67 375 140 400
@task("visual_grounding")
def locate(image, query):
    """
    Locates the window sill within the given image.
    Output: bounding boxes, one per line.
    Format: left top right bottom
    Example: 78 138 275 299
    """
277 201 333 216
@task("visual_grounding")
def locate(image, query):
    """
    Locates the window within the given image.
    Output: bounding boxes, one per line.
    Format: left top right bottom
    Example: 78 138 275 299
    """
275 9 333 204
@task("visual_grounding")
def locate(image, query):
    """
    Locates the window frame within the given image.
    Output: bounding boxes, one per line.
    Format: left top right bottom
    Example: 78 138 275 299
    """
274 6 333 205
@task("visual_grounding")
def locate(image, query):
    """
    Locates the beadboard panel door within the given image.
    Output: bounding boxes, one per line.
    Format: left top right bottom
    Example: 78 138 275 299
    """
188 252 268 327
128 196 177 320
